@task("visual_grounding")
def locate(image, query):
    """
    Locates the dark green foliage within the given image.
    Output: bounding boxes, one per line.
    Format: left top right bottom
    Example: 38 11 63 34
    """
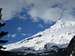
66 36 75 56
0 8 8 50
0 23 5 27
0 31 8 38
0 8 2 20
0 40 8 43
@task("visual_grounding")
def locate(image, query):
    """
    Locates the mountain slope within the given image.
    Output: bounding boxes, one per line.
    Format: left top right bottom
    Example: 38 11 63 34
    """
3 19 75 52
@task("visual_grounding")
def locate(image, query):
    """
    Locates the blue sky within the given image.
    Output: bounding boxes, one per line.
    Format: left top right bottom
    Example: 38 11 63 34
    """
1 8 55 44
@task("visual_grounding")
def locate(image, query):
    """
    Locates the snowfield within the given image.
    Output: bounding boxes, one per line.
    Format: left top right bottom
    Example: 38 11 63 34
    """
3 19 75 52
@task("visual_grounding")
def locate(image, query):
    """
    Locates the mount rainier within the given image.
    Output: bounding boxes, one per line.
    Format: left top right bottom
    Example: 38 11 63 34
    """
3 19 75 53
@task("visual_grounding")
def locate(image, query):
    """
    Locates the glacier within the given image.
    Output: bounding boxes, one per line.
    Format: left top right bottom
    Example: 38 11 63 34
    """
2 19 75 53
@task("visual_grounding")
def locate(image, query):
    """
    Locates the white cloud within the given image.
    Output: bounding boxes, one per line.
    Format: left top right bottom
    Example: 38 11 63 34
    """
11 34 16 38
0 0 75 22
27 0 65 22
17 27 22 31
39 24 44 28
0 0 24 20
21 33 27 36
26 0 75 22
40 8 63 22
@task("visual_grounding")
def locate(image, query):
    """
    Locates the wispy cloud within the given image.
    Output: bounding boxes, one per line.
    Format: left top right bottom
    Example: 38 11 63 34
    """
0 0 75 22
0 0 23 20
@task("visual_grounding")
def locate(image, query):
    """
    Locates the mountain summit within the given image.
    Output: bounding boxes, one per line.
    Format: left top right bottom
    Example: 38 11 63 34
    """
3 19 75 52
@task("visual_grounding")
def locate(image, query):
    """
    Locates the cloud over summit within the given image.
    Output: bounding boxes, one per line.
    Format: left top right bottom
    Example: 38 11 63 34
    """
0 0 75 22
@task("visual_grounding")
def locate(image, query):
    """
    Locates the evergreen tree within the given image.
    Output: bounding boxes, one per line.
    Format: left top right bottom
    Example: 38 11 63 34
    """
0 8 8 50
66 36 75 56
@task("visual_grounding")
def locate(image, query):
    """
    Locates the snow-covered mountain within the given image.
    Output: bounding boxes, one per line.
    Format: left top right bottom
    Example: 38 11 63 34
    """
3 19 75 52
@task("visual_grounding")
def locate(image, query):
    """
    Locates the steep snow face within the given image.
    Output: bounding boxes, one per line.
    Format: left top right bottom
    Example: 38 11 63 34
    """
3 19 75 51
